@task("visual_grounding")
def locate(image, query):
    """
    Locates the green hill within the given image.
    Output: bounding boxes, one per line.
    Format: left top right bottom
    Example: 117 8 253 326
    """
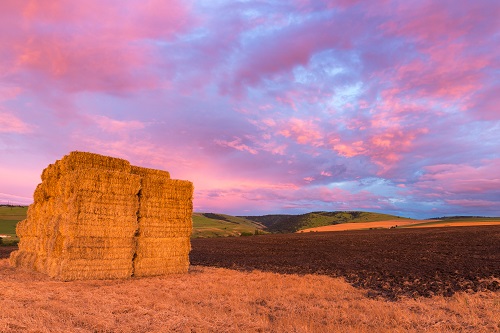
192 213 266 238
240 211 410 233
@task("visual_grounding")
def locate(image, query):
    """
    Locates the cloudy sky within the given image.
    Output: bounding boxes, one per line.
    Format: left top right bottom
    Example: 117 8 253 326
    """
1 0 499 218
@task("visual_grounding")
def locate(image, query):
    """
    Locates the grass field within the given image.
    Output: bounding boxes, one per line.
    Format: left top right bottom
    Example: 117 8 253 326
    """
192 213 265 237
1 260 498 332
0 206 27 245
300 218 500 233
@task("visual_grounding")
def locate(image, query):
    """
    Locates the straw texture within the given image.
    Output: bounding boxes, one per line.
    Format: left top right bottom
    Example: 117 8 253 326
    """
131 167 193 277
10 151 193 280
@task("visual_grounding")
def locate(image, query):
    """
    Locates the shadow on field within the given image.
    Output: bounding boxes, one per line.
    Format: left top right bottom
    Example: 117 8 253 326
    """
0 246 16 259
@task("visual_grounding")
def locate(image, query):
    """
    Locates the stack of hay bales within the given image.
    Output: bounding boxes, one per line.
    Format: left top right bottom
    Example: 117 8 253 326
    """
10 151 193 280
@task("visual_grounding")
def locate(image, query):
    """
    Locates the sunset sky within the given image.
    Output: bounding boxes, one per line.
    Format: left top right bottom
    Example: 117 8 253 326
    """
1 0 499 218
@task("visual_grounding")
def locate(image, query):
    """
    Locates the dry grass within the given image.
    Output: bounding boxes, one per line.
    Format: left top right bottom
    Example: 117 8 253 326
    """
1 259 498 333
299 220 500 233
299 220 423 232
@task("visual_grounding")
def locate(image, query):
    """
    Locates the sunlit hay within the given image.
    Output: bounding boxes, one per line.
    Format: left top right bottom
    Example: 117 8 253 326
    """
57 151 132 174
56 170 141 239
10 151 193 280
11 152 140 280
130 165 170 179
131 167 193 277
133 237 191 276
137 179 193 238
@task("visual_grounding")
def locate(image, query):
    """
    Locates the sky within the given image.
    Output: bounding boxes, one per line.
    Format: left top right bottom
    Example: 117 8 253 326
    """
0 0 499 218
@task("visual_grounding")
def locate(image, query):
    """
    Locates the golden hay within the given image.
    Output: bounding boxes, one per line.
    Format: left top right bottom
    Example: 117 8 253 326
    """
132 167 193 277
131 165 170 179
10 151 193 280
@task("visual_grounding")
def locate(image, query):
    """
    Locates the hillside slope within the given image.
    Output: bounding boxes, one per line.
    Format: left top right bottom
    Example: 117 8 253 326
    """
192 213 266 238
241 211 410 233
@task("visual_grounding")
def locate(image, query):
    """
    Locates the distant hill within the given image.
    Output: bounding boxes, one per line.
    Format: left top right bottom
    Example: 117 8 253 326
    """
240 211 410 233
429 216 498 220
192 213 267 238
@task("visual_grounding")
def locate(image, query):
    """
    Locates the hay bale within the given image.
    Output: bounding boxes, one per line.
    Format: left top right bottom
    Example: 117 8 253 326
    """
132 169 193 277
133 237 190 276
131 165 170 179
10 151 193 280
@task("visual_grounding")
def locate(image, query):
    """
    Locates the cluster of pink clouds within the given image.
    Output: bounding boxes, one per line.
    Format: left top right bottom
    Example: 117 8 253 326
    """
1 0 499 218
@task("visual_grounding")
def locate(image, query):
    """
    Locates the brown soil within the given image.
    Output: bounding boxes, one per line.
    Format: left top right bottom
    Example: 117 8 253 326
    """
191 226 500 299
0 246 16 259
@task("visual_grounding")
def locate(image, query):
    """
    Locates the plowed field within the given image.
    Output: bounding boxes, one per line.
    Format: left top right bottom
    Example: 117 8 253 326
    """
191 226 500 299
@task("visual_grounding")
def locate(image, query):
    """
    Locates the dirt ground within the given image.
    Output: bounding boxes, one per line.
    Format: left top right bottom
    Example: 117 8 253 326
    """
191 226 500 299
0 246 15 259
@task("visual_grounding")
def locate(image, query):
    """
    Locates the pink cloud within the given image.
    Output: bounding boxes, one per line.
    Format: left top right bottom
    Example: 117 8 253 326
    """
331 127 429 174
227 13 355 92
214 137 258 155
416 160 500 194
445 199 499 208
20 1 194 40
408 159 500 214
380 0 500 43
333 141 366 158
468 86 500 120
292 0 366 12
0 112 33 134
258 140 288 156
195 181 389 215
0 86 22 102
93 115 145 133
374 0 499 120
278 118 323 146
1 0 196 95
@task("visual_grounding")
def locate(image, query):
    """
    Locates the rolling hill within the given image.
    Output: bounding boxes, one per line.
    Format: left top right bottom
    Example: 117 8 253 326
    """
240 211 411 233
192 213 266 238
